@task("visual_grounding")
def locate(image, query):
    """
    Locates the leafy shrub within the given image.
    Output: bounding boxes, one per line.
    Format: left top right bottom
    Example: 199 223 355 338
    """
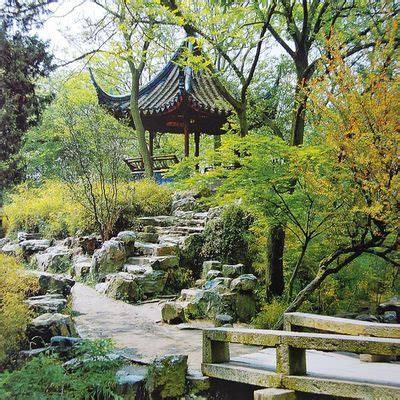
252 298 287 329
2 180 90 238
0 339 122 399
0 255 39 368
3 179 172 239
202 205 254 265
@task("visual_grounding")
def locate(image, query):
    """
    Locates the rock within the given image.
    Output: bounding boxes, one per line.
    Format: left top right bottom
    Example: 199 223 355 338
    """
201 260 222 279
135 270 167 295
62 237 79 248
1 242 20 256
383 311 397 323
0 238 9 248
17 232 41 242
355 314 380 323
234 293 256 322
187 370 210 395
103 273 139 302
378 297 400 323
180 288 204 302
78 235 100 255
73 255 92 278
161 302 187 324
153 243 179 256
222 263 245 278
91 240 126 278
143 225 157 233
231 274 257 292
95 282 108 294
206 277 231 289
32 246 73 273
29 271 75 297
136 232 159 243
51 336 82 353
20 239 52 256
146 354 188 399
25 294 67 314
215 314 234 327
195 279 206 288
171 191 198 213
28 313 76 346
116 365 147 399
117 231 136 256
206 269 223 281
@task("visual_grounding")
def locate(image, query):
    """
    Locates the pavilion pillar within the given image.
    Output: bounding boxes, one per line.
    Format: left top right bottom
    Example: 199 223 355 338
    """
149 132 154 157
194 132 200 157
184 120 190 157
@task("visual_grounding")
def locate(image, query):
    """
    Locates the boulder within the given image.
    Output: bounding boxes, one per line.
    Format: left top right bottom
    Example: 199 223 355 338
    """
91 240 126 278
146 354 188 399
29 271 75 297
73 255 92 278
195 279 206 288
103 273 139 302
0 238 9 248
78 235 100 255
143 225 157 233
32 246 73 273
187 371 210 396
1 242 20 256
206 269 223 281
28 313 76 346
153 243 179 256
116 231 136 256
17 232 41 242
115 365 147 399
135 270 167 295
20 239 52 256
234 293 256 322
202 260 222 279
136 232 159 243
161 302 187 324
171 191 198 213
222 263 245 278
180 288 204 302
355 314 380 323
215 314 234 327
25 294 67 314
231 274 257 292
205 277 232 289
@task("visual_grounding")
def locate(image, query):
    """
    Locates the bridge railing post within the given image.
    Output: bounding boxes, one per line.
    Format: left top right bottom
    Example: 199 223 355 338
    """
203 330 230 364
276 344 306 376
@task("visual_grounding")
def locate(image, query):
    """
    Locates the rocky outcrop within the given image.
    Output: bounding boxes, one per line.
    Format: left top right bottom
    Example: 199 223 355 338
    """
29 271 75 297
31 245 73 273
161 302 187 324
91 240 126 278
25 294 67 314
73 254 92 278
146 354 188 399
20 239 52 256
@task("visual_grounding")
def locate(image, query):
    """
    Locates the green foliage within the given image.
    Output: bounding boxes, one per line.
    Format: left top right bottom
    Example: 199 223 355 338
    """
0 255 39 368
252 298 288 329
0 338 123 399
202 204 254 265
2 180 90 238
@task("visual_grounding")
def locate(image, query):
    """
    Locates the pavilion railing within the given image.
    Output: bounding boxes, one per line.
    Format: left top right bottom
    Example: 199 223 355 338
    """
124 154 179 175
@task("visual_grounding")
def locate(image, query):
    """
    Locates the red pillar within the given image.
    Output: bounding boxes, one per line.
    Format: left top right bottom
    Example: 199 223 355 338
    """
184 120 190 157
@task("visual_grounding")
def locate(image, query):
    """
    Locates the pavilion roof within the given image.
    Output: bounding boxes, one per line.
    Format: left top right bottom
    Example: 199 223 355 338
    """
89 45 231 120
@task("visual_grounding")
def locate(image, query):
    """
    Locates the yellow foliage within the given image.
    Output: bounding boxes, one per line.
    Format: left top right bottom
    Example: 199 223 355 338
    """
0 255 39 366
2 180 89 238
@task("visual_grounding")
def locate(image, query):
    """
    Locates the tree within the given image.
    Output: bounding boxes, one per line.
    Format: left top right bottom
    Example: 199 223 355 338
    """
59 103 130 241
0 1 54 198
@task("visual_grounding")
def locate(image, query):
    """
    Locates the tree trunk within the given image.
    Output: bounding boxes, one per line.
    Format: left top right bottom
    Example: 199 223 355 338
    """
287 241 308 300
237 105 248 137
291 73 309 146
265 224 285 299
129 66 153 178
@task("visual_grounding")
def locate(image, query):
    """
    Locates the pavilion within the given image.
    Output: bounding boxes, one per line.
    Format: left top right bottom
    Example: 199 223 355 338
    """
89 42 231 172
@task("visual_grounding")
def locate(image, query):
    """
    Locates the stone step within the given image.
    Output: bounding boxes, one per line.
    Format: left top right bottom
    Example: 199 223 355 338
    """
138 216 177 227
123 264 153 275
127 255 179 270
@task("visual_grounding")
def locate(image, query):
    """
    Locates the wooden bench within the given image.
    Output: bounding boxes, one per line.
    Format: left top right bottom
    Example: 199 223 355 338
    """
202 327 400 398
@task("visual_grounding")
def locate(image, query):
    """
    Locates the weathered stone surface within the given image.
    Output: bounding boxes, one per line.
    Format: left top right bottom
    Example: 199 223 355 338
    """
195 279 206 288
51 336 82 351
20 239 52 256
78 235 100 255
205 277 232 289
25 294 67 314
355 314 380 323
123 264 153 275
0 242 20 256
91 240 126 277
136 232 159 243
32 246 73 273
29 271 75 297
116 231 136 256
17 232 41 242
150 255 179 270
146 354 188 399
378 297 400 323
206 269 223 281
231 274 257 292
222 263 244 278
73 254 92 278
103 273 139 302
254 388 296 400
187 370 210 395
115 364 147 399
135 270 167 295
234 292 257 322
202 260 222 279
143 225 157 233
215 314 234 327
180 288 204 302
153 243 179 256
0 238 9 248
28 313 76 345
171 191 198 213
161 301 187 324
